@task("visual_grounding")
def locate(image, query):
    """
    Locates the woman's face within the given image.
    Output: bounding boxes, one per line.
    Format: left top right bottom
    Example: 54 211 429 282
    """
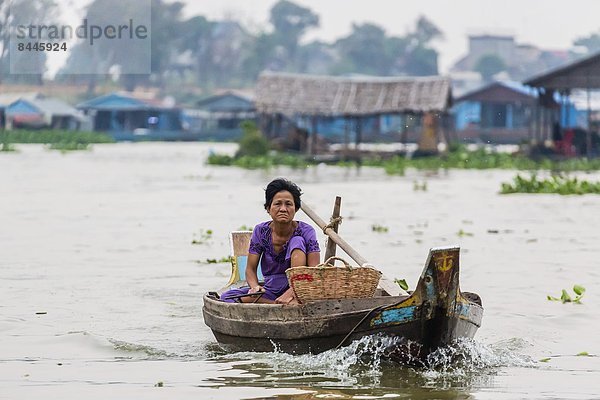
268 190 296 223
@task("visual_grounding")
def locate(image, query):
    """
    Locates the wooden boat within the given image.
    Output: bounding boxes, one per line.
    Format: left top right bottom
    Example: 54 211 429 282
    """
202 201 483 363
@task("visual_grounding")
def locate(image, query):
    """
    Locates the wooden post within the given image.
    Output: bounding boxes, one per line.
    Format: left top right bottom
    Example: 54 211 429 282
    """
587 88 592 158
301 202 407 296
323 196 342 261
309 116 318 156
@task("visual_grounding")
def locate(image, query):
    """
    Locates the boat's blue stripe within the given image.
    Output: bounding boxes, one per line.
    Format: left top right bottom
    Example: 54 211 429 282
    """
370 305 417 326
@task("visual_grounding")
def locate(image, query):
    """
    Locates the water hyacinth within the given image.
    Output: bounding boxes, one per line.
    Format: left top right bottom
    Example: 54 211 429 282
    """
501 174 600 195
208 143 600 173
547 285 586 303
1 129 114 152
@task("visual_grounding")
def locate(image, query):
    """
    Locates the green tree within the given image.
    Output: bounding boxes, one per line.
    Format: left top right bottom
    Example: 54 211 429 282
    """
403 46 438 76
147 0 186 88
177 15 214 87
475 54 506 82
332 16 441 77
241 31 279 80
399 16 442 76
0 0 58 84
236 121 270 157
269 0 319 67
413 16 443 44
334 23 391 75
58 0 185 92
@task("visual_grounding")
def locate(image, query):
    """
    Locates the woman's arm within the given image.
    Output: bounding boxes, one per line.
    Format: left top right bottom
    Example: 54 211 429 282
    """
276 250 320 305
307 251 320 267
245 253 263 293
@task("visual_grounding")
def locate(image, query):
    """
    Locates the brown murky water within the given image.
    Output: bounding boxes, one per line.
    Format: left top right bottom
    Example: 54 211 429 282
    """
1 143 599 399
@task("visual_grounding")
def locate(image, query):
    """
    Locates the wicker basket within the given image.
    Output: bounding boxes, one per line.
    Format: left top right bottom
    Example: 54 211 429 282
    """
286 256 382 303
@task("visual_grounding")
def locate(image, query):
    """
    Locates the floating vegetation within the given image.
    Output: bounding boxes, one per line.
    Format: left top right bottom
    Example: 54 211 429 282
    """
235 121 270 158
457 229 474 237
207 121 312 169
191 229 213 245
413 180 428 191
237 224 254 231
371 224 389 233
1 143 16 152
2 129 114 152
208 142 600 173
207 152 312 169
204 256 232 264
500 174 600 195
48 142 91 151
547 285 586 304
538 351 595 363
394 278 409 291
1 130 17 152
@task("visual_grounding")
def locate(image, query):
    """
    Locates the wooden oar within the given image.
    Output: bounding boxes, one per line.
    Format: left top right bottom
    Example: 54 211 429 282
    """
301 202 408 296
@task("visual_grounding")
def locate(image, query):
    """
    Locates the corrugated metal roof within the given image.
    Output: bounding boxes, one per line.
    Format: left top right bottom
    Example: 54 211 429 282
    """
524 51 600 90
0 92 42 107
196 91 255 112
29 98 81 116
455 81 537 103
6 97 82 118
77 92 177 110
254 72 451 116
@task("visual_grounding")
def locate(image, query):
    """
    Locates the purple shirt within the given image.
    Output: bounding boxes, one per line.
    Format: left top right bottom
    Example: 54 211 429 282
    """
219 220 320 302
249 220 320 277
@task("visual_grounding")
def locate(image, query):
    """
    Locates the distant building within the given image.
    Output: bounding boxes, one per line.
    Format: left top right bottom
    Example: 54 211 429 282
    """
0 93 85 130
454 81 579 144
0 93 40 129
452 35 516 73
254 72 453 154
451 34 577 82
77 92 185 141
524 51 600 156
448 71 483 98
183 90 255 141
453 81 537 143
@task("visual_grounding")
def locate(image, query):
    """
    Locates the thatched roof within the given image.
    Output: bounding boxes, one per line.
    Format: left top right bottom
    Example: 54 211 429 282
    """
254 72 452 116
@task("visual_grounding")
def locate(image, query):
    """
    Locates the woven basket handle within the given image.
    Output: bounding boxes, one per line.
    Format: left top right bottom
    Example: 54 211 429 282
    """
322 256 353 270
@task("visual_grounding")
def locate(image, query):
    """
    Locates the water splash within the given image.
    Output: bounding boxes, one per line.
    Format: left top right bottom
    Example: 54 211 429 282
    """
212 335 536 388
109 339 172 359
425 337 536 372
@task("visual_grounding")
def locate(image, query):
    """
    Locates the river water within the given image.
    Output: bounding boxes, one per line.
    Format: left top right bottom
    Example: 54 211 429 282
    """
1 143 599 399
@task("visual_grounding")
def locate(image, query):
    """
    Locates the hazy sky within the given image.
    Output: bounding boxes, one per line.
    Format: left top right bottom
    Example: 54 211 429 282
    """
45 0 600 76
183 0 600 72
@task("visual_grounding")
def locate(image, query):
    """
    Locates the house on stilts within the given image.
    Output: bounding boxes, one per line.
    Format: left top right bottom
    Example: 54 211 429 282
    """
253 72 453 156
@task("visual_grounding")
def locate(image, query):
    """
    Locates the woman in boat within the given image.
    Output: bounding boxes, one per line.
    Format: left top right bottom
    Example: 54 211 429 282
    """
221 178 321 304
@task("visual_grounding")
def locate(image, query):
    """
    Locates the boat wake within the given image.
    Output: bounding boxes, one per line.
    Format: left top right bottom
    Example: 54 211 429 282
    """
213 335 535 387
108 339 173 359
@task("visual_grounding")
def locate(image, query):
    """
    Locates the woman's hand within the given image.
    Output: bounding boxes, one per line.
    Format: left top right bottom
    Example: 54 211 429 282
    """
248 285 264 294
275 288 298 305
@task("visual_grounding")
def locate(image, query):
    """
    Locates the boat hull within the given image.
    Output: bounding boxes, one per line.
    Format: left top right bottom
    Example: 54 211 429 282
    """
203 297 482 356
202 246 483 361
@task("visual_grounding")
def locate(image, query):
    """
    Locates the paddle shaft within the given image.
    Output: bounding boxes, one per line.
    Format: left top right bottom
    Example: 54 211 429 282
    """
301 202 368 264
223 292 264 300
301 202 407 296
